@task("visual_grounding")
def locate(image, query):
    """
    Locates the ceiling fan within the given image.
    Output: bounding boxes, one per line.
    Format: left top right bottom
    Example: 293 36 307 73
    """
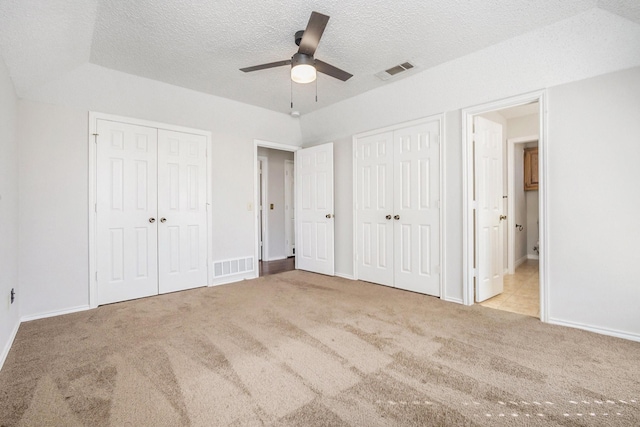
240 11 353 84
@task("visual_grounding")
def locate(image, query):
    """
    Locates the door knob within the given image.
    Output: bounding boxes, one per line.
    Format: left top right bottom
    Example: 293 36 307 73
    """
325 214 334 219
500 215 507 221
149 217 156 223
385 214 392 220
394 215 400 220
160 217 167 223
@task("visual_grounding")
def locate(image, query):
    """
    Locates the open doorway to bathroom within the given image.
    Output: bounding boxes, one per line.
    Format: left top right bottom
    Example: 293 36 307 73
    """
466 100 542 318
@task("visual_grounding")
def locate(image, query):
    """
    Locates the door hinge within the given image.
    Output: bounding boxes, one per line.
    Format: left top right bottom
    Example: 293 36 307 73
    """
94 203 97 213
95 271 98 282
93 133 99 144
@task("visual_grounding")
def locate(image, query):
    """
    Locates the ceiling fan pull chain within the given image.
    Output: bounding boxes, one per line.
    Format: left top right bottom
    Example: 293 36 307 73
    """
290 78 293 109
315 77 318 102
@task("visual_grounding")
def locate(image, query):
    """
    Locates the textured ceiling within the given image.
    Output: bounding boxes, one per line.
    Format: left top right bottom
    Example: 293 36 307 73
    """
0 0 638 115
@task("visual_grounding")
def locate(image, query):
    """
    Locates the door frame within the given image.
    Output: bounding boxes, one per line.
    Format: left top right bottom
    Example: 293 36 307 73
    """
461 90 548 321
351 114 446 299
507 135 538 274
253 140 300 277
284 159 295 257
257 155 268 262
88 112 213 309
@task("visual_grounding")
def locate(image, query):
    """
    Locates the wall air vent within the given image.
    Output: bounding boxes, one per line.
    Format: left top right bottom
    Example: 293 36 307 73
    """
375 61 415 81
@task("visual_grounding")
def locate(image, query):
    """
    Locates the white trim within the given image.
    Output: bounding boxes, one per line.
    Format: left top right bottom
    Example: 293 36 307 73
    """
548 317 640 343
507 135 538 274
351 135 358 283
335 272 356 280
439 115 447 300
515 255 528 268
210 271 256 286
284 159 295 257
352 113 445 298
266 256 288 262
442 296 464 305
354 116 443 139
88 112 213 308
527 254 540 260
21 305 92 323
254 140 300 276
258 155 269 262
461 90 548 323
0 320 20 371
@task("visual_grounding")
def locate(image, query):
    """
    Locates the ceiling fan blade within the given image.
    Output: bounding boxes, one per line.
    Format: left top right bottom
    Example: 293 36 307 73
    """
315 59 353 81
298 11 329 56
240 60 291 73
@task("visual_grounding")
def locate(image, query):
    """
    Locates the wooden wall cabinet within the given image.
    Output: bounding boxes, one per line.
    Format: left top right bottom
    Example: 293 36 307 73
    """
524 146 538 191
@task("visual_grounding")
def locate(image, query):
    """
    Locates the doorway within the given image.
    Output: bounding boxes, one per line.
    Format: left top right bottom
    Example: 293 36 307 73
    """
462 92 547 320
254 141 299 277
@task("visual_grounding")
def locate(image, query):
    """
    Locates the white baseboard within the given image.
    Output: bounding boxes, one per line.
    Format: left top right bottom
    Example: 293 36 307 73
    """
443 296 464 304
210 271 257 286
335 272 356 280
548 317 640 343
0 319 20 372
21 305 92 323
515 255 528 268
527 254 539 260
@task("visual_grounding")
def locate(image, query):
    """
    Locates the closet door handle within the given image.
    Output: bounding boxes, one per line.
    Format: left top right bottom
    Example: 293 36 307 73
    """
148 217 156 223
394 215 400 220
385 215 392 220
160 217 167 223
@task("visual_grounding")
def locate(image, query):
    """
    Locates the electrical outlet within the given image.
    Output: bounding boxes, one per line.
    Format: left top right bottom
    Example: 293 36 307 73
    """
10 288 15 304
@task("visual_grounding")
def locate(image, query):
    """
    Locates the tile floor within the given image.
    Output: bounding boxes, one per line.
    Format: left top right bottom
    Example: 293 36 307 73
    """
479 259 539 317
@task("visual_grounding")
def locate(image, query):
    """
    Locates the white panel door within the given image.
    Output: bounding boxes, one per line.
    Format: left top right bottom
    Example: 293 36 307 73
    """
296 143 334 275
474 116 504 302
393 123 440 296
157 130 208 294
284 159 295 257
96 120 159 305
355 131 394 287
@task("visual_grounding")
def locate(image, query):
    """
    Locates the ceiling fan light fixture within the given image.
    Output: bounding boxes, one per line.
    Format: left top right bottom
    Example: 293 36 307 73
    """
291 53 316 84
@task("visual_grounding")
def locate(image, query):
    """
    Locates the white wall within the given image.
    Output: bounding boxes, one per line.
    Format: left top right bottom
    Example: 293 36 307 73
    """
18 64 302 318
0 52 20 367
547 67 640 338
257 147 294 261
299 8 640 336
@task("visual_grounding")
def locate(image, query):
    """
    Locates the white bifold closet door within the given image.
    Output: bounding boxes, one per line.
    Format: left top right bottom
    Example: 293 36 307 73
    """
356 120 440 296
96 120 207 305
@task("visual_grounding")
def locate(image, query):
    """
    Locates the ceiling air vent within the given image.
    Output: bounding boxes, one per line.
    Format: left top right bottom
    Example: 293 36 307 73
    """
375 61 415 81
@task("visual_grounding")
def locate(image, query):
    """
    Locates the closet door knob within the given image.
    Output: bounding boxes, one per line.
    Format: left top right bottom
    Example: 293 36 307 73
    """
385 215 392 220
148 217 156 223
394 215 400 220
160 217 167 223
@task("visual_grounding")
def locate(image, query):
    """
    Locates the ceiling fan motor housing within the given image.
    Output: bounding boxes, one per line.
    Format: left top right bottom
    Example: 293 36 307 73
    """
294 30 305 46
292 52 314 67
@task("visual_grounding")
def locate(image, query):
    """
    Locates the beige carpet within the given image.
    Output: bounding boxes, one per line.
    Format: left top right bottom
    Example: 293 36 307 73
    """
1 271 638 426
